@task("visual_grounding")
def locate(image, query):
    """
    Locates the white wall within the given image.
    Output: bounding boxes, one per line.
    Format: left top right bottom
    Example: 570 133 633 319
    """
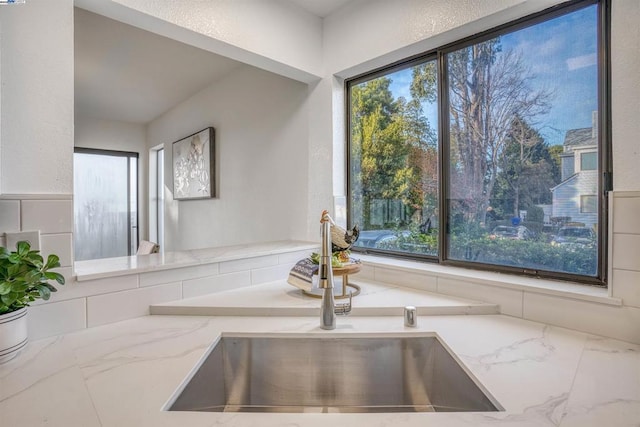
147 65 309 251
0 0 75 285
74 116 149 241
0 0 74 195
610 0 640 191
323 0 536 77
75 0 323 83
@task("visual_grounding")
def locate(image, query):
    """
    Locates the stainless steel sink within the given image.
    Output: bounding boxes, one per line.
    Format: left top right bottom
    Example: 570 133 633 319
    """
166 333 502 413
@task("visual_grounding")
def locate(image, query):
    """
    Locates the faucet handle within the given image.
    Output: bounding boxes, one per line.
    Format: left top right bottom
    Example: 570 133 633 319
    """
334 292 352 316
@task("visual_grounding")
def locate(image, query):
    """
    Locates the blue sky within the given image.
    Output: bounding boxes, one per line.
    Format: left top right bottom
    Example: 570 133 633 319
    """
388 4 598 147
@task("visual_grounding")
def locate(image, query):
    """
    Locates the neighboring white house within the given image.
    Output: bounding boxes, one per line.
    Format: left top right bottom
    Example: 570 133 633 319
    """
550 119 599 227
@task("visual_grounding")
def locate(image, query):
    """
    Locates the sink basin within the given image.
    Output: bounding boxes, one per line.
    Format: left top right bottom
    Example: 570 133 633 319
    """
166 333 502 413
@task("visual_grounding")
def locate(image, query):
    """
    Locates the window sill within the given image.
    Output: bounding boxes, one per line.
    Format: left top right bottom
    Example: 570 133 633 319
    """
74 240 319 281
356 254 621 307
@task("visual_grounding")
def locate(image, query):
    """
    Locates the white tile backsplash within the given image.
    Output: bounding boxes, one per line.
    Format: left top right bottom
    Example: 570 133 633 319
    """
27 267 74 307
39 272 138 303
0 200 21 233
219 254 279 274
28 298 86 340
610 269 640 308
139 263 219 287
182 271 252 299
437 277 524 317
612 233 640 270
87 290 140 328
143 282 182 308
523 292 640 344
374 267 438 292
251 263 294 285
356 264 375 280
87 283 182 328
21 199 73 233
40 233 73 267
277 249 315 264
612 195 640 234
5 230 40 250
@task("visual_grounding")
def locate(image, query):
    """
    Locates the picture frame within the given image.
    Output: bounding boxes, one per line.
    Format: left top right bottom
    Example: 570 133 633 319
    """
172 127 215 200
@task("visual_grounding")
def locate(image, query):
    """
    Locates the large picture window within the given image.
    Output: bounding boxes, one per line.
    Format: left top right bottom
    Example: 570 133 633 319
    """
347 0 608 284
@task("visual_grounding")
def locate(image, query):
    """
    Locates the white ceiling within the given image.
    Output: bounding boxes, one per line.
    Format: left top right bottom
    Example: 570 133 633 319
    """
75 1 354 124
74 8 243 124
286 0 353 17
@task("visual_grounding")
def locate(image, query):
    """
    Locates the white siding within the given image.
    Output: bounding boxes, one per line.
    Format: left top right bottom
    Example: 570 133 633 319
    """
552 170 599 226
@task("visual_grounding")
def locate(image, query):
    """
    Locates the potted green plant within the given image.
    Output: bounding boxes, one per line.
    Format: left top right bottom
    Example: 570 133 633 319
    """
0 241 65 363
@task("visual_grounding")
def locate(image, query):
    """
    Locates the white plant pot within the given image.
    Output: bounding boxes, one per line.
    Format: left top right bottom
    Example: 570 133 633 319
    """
0 307 28 364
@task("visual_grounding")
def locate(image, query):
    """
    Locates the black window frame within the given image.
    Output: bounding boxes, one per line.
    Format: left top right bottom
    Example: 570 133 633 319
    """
346 0 611 286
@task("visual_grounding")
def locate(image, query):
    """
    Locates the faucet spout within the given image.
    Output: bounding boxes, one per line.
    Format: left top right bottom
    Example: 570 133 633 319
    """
319 211 351 330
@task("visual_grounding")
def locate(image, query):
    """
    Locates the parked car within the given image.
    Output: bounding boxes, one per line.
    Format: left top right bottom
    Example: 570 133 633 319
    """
489 225 533 241
551 226 596 247
356 230 408 249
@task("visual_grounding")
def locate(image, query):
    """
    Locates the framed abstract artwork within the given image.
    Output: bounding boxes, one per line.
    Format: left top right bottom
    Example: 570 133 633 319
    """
172 127 215 200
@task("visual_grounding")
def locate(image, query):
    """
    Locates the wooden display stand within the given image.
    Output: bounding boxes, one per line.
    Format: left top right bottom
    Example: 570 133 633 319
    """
303 263 362 299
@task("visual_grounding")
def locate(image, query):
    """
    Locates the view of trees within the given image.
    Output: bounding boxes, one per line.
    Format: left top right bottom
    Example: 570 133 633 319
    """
350 61 438 233
351 37 558 230
491 118 561 218
350 12 600 278
447 40 552 223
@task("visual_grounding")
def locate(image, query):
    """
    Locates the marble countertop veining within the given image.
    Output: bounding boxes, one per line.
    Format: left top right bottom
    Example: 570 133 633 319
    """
1 313 638 427
73 240 319 281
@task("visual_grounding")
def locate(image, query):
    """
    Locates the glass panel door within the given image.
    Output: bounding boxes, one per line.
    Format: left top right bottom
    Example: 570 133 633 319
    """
74 149 139 261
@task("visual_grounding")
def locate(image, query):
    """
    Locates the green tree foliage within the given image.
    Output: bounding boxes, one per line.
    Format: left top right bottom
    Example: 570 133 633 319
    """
491 116 559 217
410 62 438 103
351 65 439 229
548 145 563 183
406 62 439 218
351 78 410 227
448 38 551 221
527 205 545 223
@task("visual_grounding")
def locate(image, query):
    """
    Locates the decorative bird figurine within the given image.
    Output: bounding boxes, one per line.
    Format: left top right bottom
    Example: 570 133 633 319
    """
320 210 360 253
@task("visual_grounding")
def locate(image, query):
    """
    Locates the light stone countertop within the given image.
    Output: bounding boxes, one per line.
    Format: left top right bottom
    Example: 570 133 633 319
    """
150 279 500 316
73 240 319 281
1 311 638 426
